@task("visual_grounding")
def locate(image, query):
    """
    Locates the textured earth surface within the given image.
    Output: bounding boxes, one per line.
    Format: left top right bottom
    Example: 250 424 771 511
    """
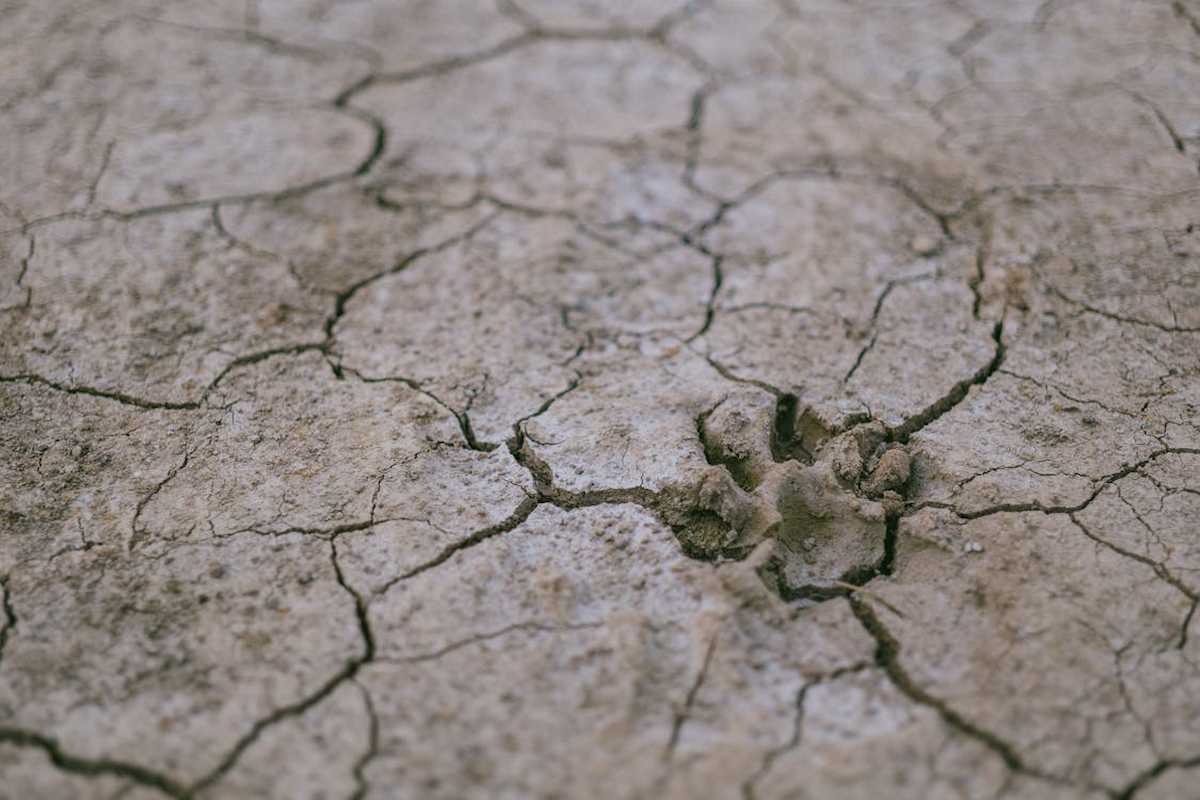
3 1 1200 798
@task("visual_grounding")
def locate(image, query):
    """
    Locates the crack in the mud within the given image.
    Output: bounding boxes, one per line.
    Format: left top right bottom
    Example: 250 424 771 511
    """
349 367 500 454
380 620 603 666
126 14 353 64
377 496 541 593
969 218 992 319
0 575 17 666
2 340 327 413
0 232 34 313
324 214 498 342
740 661 872 800
1172 0 1200 40
664 632 718 761
129 447 194 551
888 318 1006 442
2 215 504 417
12 112 385 236
0 374 202 411
348 681 379 800
1047 284 1200 334
0 728 187 799
1115 752 1200 800
1068 513 1197 650
186 536 377 796
919 447 1200 520
842 332 878 384
847 595 1064 789
686 253 724 342
219 518 385 542
333 0 711 109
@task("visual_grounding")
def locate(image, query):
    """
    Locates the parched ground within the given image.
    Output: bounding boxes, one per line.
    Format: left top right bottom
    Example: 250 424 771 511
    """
2 1 1199 798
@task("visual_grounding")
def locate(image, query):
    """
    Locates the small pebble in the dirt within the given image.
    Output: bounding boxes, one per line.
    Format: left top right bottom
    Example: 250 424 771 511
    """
910 235 940 256
963 541 984 554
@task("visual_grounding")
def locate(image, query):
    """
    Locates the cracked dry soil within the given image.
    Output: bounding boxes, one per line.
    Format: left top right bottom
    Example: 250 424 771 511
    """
2 1 1200 798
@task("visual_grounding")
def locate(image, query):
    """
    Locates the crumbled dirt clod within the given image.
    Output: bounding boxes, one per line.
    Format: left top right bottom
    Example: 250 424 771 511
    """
865 447 912 496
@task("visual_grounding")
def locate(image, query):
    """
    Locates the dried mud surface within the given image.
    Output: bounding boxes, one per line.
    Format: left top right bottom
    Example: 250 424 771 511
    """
2 1 1200 798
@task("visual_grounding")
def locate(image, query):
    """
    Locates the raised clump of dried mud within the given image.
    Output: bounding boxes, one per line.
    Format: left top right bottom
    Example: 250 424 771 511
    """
2 1 1199 799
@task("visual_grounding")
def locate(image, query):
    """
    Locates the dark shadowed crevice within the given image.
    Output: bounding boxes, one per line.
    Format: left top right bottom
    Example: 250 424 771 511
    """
664 633 718 761
0 575 17 665
889 318 1006 443
186 537 377 796
1115 752 1200 800
0 374 201 411
848 596 1064 787
0 728 187 799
